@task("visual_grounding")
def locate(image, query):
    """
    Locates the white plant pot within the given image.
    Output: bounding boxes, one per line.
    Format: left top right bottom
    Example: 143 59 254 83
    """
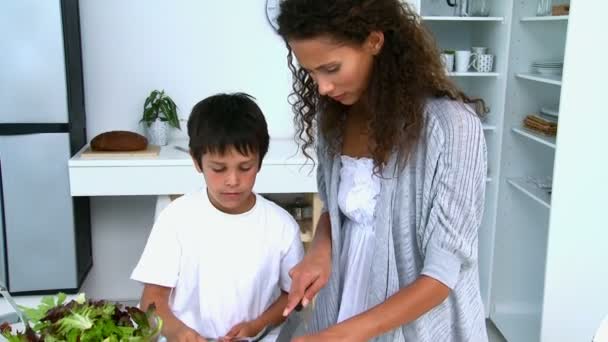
146 120 169 146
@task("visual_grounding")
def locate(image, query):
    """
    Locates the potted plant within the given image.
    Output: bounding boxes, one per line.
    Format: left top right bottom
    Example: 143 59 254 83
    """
141 89 181 146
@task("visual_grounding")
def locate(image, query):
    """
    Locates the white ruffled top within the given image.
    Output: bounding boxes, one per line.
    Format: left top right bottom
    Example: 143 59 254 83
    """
336 155 381 323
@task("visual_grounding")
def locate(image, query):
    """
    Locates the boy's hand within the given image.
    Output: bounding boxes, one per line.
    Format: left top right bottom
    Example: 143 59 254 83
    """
222 320 262 340
166 325 207 342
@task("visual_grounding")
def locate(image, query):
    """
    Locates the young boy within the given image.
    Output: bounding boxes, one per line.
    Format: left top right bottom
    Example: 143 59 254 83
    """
131 93 305 341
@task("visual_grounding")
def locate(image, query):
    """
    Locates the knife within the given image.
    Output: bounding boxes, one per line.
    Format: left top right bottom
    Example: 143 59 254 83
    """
174 145 189 154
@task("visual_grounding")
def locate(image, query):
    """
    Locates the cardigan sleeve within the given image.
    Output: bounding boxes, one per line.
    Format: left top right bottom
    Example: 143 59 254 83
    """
419 107 487 289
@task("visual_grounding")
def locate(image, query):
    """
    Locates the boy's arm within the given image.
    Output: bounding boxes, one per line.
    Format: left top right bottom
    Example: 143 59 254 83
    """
141 283 207 342
224 291 288 339
254 290 289 329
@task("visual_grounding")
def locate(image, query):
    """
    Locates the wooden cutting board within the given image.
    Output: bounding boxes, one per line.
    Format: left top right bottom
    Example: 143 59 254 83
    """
80 144 160 159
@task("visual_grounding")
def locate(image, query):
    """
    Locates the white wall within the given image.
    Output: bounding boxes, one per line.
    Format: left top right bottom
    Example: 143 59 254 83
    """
80 0 294 140
78 0 295 300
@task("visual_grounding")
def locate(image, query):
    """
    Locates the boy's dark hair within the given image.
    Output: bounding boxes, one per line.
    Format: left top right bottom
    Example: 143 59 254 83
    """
188 92 269 169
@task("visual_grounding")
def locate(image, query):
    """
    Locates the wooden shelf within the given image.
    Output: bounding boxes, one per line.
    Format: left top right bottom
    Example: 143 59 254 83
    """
516 73 562 86
512 127 556 148
450 72 499 77
507 178 551 209
423 16 504 22
520 15 568 22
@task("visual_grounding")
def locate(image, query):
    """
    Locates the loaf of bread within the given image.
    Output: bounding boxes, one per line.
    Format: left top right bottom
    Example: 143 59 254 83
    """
90 131 148 151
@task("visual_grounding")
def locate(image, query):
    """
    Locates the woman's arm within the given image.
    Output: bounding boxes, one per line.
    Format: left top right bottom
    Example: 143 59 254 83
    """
338 276 448 339
141 283 206 342
283 211 332 316
295 275 449 341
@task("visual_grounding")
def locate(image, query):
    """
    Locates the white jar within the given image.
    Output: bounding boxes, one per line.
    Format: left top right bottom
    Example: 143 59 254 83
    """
147 119 169 146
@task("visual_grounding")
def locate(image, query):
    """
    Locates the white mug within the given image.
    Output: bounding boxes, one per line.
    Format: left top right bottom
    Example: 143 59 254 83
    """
473 54 494 72
440 53 454 72
471 46 488 55
455 50 472 72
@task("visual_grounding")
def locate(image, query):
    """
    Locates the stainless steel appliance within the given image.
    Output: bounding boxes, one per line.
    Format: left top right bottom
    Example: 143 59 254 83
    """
0 0 92 294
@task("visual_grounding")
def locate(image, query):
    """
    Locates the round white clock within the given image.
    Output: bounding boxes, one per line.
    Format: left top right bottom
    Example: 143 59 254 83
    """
266 0 282 32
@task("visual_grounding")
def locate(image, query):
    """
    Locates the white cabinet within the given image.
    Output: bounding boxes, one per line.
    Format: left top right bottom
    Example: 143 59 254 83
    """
421 1 608 341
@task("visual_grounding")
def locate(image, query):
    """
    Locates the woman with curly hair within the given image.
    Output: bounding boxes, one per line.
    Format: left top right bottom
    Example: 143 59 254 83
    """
277 0 489 341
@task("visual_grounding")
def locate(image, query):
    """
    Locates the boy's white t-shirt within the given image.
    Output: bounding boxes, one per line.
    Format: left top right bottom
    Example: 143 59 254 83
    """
131 190 304 340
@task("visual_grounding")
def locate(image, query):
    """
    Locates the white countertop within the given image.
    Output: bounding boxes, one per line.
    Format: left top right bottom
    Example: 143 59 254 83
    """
69 138 311 167
68 138 318 196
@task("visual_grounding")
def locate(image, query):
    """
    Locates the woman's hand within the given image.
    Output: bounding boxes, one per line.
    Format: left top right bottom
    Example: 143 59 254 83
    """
165 325 207 342
283 246 332 316
221 320 263 340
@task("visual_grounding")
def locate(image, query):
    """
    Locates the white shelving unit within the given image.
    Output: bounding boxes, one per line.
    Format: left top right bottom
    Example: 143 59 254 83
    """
512 127 556 148
422 16 504 22
487 1 608 341
419 0 513 319
449 72 499 77
516 73 562 86
507 178 551 209
490 0 567 338
520 15 569 22
420 2 608 341
403 0 508 326
492 311 541 342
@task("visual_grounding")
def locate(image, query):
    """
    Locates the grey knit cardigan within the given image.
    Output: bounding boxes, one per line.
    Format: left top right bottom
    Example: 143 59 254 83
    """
307 98 489 342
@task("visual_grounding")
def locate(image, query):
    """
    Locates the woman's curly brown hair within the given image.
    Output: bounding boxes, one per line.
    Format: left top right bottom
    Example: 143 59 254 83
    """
277 0 487 170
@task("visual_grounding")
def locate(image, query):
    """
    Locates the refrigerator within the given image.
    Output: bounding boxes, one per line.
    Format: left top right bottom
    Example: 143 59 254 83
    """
0 0 92 294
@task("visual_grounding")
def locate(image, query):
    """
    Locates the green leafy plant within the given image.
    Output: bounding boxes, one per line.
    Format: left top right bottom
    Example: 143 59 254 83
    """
0 293 162 342
141 89 181 129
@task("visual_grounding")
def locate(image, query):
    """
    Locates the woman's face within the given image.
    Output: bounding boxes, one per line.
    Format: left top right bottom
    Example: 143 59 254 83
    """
288 33 383 106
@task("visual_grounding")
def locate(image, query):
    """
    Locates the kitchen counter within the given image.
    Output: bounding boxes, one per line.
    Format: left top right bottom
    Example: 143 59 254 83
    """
68 138 317 196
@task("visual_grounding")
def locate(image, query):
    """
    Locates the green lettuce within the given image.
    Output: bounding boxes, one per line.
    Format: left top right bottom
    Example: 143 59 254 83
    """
1 293 161 342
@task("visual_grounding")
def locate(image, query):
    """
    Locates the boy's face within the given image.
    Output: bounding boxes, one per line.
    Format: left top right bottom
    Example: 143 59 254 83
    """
192 146 260 214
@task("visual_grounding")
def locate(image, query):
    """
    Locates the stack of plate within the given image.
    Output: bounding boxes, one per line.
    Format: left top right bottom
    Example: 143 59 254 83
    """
532 60 563 75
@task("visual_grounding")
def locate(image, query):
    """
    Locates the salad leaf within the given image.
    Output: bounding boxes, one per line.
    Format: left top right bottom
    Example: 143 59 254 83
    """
1 293 162 342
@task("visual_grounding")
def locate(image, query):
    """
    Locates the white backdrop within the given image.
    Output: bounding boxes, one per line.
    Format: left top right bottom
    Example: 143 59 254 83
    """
79 0 295 299
80 0 294 141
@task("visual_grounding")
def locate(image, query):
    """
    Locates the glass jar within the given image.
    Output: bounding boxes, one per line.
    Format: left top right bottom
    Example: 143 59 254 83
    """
536 0 552 16
469 0 490 16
